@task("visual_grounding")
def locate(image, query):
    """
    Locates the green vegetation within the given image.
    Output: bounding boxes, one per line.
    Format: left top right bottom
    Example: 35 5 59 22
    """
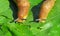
0 0 60 36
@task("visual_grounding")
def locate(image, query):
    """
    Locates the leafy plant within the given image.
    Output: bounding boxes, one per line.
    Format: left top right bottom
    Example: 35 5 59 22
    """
0 0 60 36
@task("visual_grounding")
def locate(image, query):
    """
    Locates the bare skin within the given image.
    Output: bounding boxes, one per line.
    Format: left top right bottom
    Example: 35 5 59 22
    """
13 0 56 23
38 0 56 23
14 0 30 22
